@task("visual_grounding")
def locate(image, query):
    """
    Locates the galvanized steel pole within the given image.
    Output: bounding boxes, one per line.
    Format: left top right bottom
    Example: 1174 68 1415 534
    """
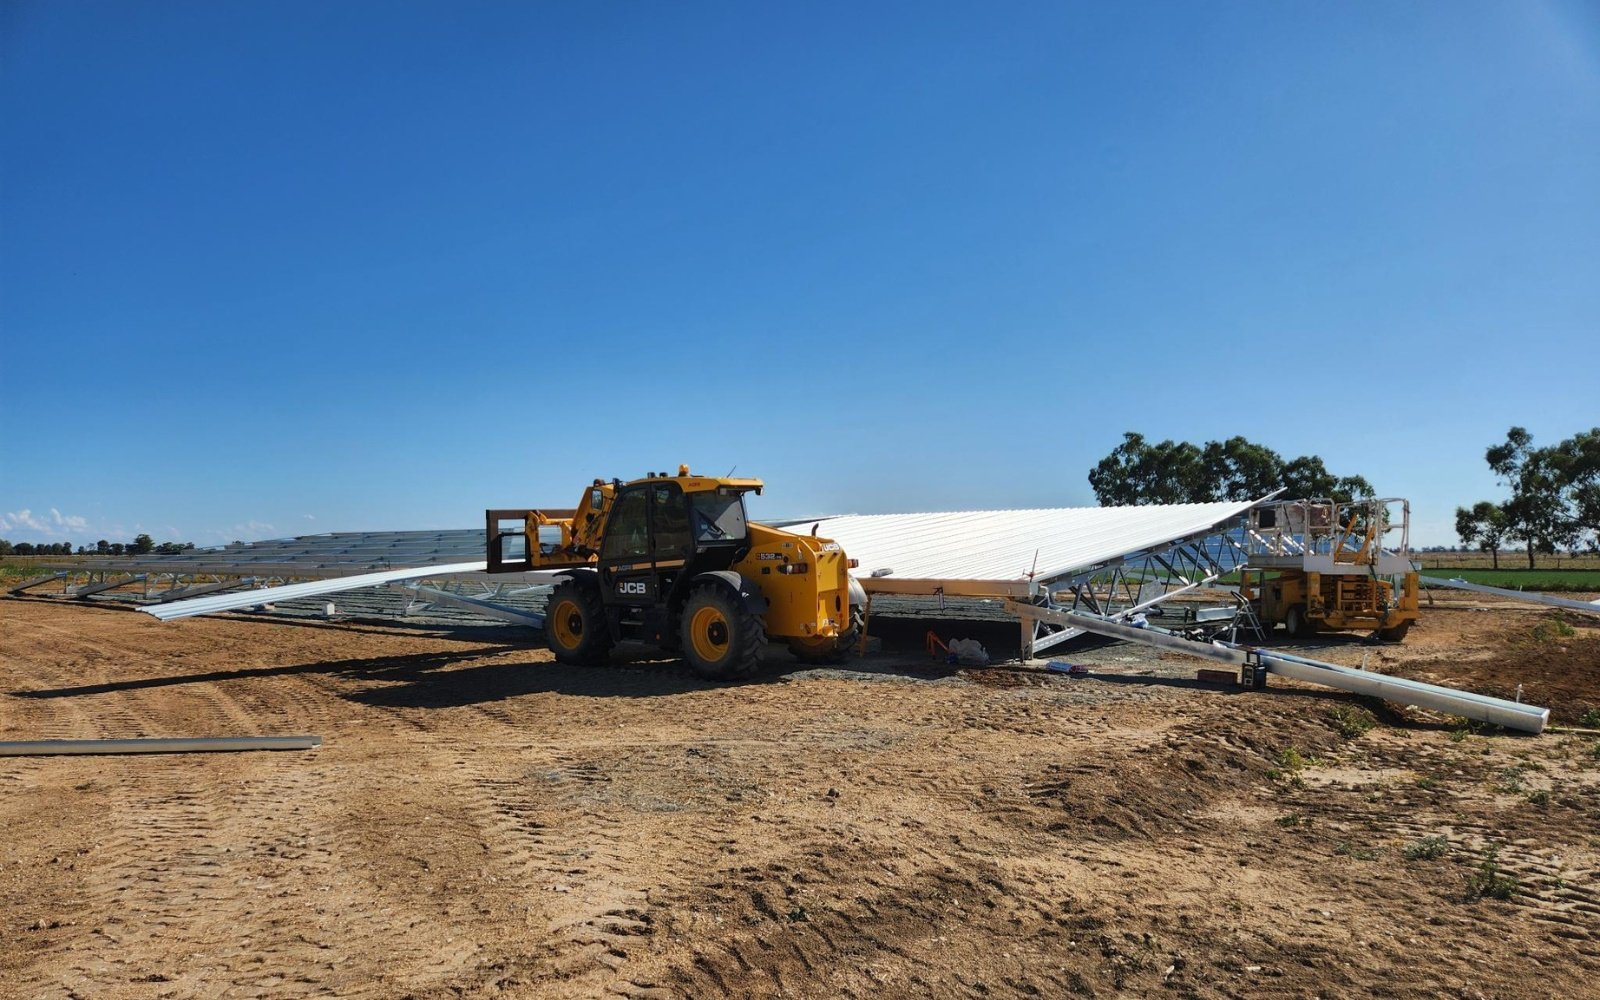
0 736 323 756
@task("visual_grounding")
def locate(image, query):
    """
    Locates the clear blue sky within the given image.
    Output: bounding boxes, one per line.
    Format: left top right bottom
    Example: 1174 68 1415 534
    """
2 1 1596 548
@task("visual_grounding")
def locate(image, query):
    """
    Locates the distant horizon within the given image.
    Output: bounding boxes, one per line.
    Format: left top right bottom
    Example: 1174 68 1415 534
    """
4 3 1596 550
1 498 1593 555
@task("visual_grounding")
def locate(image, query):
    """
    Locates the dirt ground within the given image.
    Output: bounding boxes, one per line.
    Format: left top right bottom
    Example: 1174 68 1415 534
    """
2 594 1598 999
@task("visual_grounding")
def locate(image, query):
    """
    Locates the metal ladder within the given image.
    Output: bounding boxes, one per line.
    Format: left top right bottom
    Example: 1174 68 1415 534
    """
1226 594 1267 643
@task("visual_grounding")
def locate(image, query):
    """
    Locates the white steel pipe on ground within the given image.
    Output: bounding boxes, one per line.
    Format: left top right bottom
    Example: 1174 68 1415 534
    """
1006 603 1549 734
0 736 323 756
1254 655 1548 733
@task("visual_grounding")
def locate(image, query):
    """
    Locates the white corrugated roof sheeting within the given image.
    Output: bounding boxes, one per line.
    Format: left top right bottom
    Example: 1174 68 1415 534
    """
139 561 495 621
796 500 1258 597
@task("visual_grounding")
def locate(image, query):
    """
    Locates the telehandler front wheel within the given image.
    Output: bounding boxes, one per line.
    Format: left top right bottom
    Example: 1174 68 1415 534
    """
681 584 765 681
544 579 613 666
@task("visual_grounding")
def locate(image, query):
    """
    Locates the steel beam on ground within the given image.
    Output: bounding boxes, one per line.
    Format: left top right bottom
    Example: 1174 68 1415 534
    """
8 571 68 594
1006 602 1549 734
70 574 147 598
148 578 256 604
1419 576 1600 617
0 736 322 756
393 583 547 627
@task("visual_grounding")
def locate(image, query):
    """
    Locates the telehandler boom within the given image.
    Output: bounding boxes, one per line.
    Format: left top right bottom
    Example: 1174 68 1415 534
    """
486 466 864 679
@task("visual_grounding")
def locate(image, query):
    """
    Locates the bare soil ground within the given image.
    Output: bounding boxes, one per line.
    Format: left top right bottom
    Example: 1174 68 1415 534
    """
2 595 1598 999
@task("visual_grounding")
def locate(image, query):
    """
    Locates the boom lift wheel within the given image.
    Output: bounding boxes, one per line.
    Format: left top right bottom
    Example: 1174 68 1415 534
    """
1377 621 1412 642
1285 605 1310 638
544 579 613 666
681 583 764 681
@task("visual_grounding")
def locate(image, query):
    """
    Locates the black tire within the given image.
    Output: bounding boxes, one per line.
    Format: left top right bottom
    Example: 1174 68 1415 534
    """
1285 605 1310 638
680 583 765 680
790 604 864 665
1377 621 1412 642
544 579 613 666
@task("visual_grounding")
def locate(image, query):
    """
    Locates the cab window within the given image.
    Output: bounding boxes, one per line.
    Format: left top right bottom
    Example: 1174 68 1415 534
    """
602 488 650 561
689 490 748 542
651 484 691 556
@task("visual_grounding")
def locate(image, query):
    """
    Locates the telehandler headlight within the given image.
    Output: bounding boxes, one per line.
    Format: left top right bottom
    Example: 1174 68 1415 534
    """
777 562 809 575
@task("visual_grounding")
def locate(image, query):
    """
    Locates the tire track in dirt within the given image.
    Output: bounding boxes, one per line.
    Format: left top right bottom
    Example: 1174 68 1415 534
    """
1 648 105 794
655 842 1096 999
1255 747 1600 983
1360 812 1600 949
438 746 660 995
3 635 267 997
8 617 275 737
228 762 485 999
47 755 240 996
10 598 1600 999
8 652 489 998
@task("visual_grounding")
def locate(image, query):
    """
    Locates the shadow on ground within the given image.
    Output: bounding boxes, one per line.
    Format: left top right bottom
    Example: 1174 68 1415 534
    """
8 636 965 710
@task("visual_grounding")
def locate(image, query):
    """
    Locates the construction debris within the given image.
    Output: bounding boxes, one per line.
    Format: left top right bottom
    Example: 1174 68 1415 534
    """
1008 602 1550 734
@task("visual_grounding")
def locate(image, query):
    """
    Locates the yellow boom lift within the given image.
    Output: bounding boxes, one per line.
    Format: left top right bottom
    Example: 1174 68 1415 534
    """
1240 497 1421 641
486 466 865 679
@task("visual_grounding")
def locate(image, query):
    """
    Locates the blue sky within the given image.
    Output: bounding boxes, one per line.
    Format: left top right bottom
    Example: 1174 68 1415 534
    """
2 1 1596 548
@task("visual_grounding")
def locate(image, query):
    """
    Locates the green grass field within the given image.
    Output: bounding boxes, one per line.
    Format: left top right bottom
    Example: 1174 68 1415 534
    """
0 561 37 580
0 555 90 581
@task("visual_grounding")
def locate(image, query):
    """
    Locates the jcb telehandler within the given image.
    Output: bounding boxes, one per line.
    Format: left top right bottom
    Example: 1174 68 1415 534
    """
486 466 865 679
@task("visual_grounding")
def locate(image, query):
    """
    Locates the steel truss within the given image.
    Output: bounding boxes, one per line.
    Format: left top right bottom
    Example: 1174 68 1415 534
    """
1019 515 1255 658
9 568 251 601
393 578 552 627
13 563 514 612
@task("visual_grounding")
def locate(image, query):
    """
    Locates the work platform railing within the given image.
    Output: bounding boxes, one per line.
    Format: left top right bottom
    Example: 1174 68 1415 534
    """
1244 497 1414 576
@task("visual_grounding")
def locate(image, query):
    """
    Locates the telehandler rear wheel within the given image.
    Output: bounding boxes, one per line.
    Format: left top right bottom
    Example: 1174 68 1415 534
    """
790 605 864 665
681 584 764 681
544 579 613 666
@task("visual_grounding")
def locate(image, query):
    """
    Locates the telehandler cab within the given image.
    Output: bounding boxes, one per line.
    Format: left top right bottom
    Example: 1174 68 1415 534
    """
486 466 865 679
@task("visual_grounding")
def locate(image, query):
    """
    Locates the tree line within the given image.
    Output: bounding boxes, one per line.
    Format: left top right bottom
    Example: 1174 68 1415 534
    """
0 534 197 558
1454 427 1598 568
1088 432 1373 505
1087 427 1600 566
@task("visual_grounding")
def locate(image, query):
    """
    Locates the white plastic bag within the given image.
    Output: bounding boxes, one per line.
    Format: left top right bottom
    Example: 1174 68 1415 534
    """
947 637 990 666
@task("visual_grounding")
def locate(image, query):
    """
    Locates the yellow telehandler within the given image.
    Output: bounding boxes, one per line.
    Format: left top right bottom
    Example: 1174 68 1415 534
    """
486 466 864 679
